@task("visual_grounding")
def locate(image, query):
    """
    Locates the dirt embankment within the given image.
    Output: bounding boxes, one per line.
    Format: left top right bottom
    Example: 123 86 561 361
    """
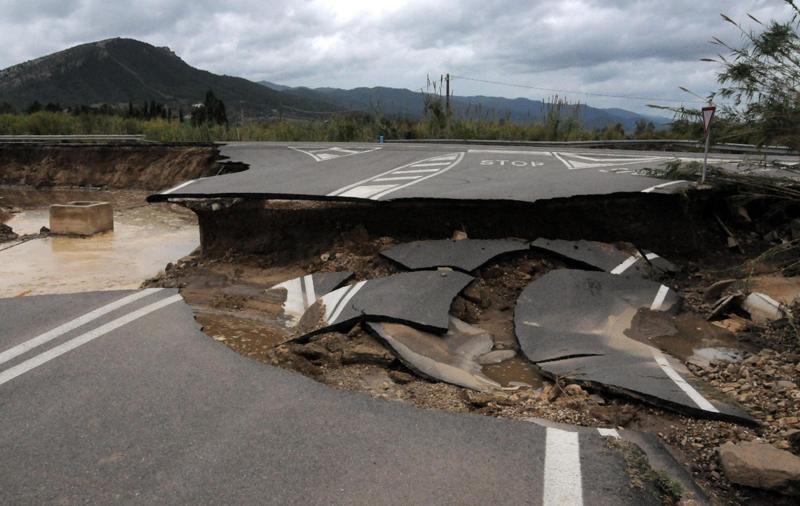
0 144 220 191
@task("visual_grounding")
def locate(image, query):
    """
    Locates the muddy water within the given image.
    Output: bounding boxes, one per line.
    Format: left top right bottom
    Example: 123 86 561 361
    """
482 356 543 388
627 310 755 366
0 204 198 297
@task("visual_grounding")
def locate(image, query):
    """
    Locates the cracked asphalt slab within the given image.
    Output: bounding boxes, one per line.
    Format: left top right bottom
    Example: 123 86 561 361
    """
514 270 755 425
0 290 665 505
147 142 730 204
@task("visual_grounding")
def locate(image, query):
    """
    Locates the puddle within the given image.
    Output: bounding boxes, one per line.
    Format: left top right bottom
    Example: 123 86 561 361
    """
482 356 544 389
627 310 754 365
0 204 198 296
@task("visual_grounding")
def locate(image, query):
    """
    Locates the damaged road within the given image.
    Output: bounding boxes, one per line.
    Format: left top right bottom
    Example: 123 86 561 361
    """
0 290 675 505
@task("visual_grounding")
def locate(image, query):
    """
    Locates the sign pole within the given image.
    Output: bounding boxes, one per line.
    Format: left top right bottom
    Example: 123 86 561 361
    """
700 105 716 184
702 128 710 184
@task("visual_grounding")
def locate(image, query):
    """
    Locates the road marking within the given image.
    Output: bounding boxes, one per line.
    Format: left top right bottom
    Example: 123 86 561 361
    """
289 146 381 162
328 153 465 200
338 184 397 199
403 162 451 167
0 294 182 387
645 252 660 261
597 428 621 438
543 427 583 506
373 176 423 182
392 169 441 174
653 350 719 412
161 180 196 195
302 275 316 308
650 284 670 311
610 254 641 275
467 149 553 156
323 281 367 323
0 289 164 366
554 152 664 170
641 180 687 193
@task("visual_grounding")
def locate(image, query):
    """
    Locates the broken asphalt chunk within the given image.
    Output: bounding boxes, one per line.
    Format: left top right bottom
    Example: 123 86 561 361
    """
514 270 755 425
366 317 502 392
380 238 529 272
294 270 474 340
530 238 677 278
268 271 353 327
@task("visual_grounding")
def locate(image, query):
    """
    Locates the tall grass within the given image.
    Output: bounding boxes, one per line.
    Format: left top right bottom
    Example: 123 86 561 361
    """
0 110 664 143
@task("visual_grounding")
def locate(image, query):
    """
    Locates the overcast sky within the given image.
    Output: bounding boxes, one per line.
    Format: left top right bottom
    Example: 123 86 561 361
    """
0 0 795 113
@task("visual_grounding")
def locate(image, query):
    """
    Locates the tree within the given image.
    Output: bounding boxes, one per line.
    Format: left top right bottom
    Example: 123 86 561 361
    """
709 1 799 149
191 90 228 126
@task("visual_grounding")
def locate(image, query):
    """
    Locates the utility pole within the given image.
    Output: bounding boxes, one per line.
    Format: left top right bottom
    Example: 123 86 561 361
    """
445 73 450 117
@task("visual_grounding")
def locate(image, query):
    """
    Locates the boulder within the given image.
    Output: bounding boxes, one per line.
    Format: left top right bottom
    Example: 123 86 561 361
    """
719 441 800 495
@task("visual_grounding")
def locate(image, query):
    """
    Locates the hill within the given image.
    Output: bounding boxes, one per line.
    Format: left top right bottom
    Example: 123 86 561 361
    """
0 38 339 118
261 82 669 131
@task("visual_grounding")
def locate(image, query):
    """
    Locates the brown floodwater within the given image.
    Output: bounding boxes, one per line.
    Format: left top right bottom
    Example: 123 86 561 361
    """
1 204 198 297
482 356 544 389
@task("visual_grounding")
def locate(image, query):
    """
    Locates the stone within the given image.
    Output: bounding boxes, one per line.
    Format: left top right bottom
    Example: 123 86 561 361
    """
452 230 468 241
49 201 113 236
719 441 800 495
388 369 416 384
341 338 395 366
288 342 330 361
564 384 586 396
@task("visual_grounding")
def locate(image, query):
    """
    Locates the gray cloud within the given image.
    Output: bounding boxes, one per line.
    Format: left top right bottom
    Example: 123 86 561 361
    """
0 0 794 113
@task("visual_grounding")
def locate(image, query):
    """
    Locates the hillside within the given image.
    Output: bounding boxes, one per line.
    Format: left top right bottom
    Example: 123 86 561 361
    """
0 38 339 118
261 82 669 131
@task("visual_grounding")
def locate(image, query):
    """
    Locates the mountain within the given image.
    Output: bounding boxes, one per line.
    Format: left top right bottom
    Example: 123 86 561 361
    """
0 38 340 118
260 82 669 131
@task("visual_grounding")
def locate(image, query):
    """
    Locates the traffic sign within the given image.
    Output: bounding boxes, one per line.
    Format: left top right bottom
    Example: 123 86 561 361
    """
702 106 716 134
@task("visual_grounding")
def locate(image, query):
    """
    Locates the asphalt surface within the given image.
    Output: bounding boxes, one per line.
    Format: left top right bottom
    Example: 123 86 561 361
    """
0 289 664 505
147 142 746 204
514 270 755 425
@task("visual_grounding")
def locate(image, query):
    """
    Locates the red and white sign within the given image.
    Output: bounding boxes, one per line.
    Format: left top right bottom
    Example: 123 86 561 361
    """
701 106 716 134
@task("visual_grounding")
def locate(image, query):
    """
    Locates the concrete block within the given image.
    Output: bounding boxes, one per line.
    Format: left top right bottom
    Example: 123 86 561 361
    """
50 201 113 236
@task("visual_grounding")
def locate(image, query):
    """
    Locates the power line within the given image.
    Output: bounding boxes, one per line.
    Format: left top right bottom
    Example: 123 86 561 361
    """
449 74 708 104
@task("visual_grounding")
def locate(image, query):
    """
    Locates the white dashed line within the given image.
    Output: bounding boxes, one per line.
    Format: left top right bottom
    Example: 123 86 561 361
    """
0 294 182 387
650 284 671 311
609 254 642 275
653 350 718 413
0 289 164 366
373 176 424 182
543 427 583 506
302 275 316 308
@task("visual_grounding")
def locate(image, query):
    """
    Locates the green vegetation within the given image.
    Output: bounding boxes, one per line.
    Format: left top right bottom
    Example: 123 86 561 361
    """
653 1 799 150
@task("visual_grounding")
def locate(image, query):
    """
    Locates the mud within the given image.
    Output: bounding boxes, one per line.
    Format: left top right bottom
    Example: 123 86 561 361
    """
0 188 198 296
0 144 219 191
186 190 716 261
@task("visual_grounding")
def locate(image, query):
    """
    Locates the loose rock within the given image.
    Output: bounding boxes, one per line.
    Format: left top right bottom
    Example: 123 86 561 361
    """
718 441 800 495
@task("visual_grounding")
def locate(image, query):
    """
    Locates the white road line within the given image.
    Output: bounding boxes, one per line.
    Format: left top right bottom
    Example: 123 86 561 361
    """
552 152 573 170
653 350 719 413
302 275 316 308
392 169 441 174
645 252 660 261
373 176 423 182
610 254 641 275
0 289 164 366
369 153 465 200
597 428 621 439
650 284 670 311
324 281 367 323
543 427 583 506
0 294 182 387
405 162 451 167
338 184 398 199
467 149 553 156
161 180 196 195
641 180 687 193
327 152 464 200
